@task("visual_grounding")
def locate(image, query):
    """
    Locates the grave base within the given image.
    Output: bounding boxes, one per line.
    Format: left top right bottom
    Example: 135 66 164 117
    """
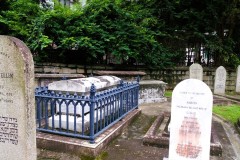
37 109 141 157
139 80 167 104
143 112 223 156
48 115 90 133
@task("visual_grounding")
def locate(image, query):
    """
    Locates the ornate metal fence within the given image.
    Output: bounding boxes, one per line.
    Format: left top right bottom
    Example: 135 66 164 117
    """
35 80 139 143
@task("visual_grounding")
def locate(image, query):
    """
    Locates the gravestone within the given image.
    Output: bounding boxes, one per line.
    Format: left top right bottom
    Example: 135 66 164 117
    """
214 66 226 94
168 79 213 160
139 80 167 104
0 36 36 160
189 63 203 81
236 65 240 93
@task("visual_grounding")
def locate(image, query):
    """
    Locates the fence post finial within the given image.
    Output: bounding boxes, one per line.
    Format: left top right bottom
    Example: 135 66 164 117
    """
119 80 124 87
90 84 96 96
137 75 140 82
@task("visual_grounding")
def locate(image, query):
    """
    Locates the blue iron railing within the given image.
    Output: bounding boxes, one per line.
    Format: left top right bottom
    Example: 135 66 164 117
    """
35 79 139 143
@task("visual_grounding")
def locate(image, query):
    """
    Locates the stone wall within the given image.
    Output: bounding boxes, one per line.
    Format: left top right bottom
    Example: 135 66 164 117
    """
34 63 237 92
144 67 236 92
35 63 87 74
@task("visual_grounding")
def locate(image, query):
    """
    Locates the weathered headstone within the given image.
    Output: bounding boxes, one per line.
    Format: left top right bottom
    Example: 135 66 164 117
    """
168 79 213 160
236 65 240 93
139 80 167 104
0 36 36 160
189 63 203 81
214 66 226 94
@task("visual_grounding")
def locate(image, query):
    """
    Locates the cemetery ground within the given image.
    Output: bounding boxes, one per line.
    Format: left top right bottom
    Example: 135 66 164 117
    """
37 94 240 160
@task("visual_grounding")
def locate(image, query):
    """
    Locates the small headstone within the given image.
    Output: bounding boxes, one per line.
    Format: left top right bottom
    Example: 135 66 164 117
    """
0 36 36 160
236 65 240 93
168 79 213 160
189 63 203 81
214 66 226 94
139 80 167 104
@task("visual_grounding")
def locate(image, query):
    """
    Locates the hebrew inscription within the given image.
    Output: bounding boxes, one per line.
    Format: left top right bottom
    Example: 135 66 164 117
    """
0 116 18 145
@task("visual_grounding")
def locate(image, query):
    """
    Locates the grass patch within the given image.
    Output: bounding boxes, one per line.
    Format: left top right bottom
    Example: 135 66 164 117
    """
95 152 108 160
128 113 156 136
164 90 172 98
213 105 240 124
142 116 157 133
80 152 108 160
225 92 240 96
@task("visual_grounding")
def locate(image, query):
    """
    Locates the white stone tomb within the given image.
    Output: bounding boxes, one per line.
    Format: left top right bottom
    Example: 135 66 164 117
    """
48 76 121 132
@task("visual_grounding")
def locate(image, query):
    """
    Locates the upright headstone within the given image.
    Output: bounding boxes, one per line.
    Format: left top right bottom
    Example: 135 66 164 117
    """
0 36 36 160
168 79 213 160
236 65 240 93
214 66 226 94
189 63 203 81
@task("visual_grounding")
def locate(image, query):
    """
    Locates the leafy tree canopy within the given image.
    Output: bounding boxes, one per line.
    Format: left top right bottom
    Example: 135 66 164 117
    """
0 0 240 68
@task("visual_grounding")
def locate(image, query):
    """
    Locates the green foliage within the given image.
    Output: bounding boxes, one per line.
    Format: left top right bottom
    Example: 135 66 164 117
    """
1 0 240 67
27 12 53 52
0 0 40 39
213 105 240 125
164 90 173 98
79 151 108 160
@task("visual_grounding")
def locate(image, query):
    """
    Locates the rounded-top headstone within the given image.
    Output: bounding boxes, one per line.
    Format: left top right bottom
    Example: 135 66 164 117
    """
0 35 36 160
236 65 240 93
214 66 226 94
189 63 203 81
169 79 213 160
